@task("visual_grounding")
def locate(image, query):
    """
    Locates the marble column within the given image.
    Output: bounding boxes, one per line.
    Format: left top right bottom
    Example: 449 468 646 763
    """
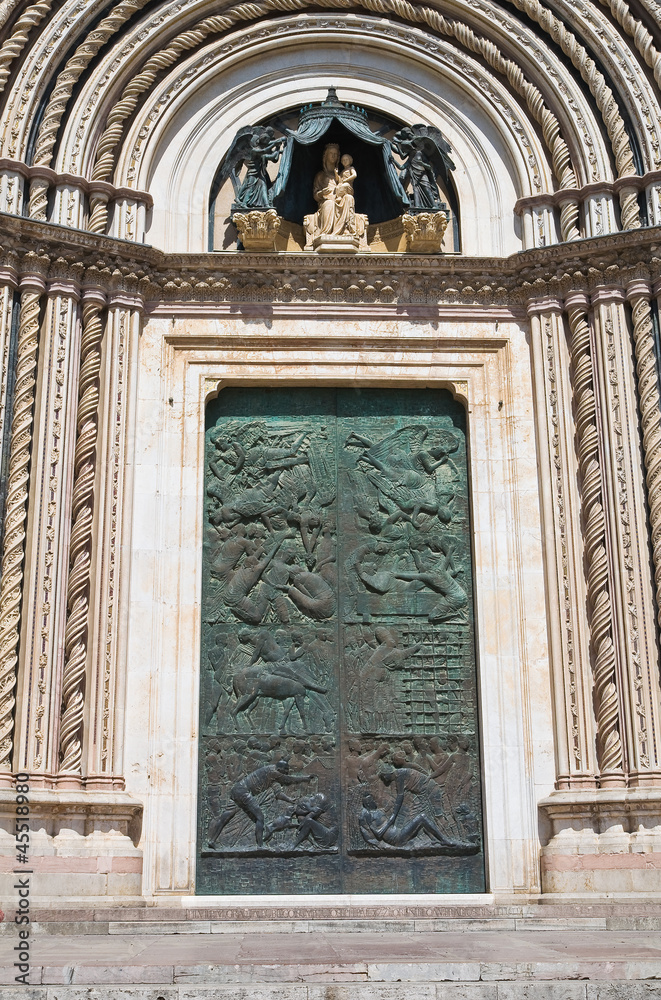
590 287 661 786
0 273 45 785
527 296 596 789
84 298 142 788
14 278 82 783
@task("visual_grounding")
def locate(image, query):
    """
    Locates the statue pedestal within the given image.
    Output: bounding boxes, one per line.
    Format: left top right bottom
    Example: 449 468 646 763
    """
402 211 448 253
234 209 281 251
312 233 362 253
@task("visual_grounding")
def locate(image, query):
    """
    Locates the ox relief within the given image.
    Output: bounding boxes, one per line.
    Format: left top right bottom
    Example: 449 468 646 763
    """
198 388 484 894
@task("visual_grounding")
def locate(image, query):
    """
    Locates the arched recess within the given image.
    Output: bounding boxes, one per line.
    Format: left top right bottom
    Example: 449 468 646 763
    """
109 23 560 254
44 5 615 186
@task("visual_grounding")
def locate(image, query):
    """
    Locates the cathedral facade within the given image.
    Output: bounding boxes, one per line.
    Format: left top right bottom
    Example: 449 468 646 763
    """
1 0 661 921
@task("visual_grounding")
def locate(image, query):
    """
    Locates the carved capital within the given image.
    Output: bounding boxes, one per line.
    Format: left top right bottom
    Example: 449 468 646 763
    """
402 212 448 254
234 209 282 252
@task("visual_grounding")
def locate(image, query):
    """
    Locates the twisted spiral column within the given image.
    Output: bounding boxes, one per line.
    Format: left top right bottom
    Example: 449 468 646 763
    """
565 293 624 784
627 280 661 629
0 281 43 774
505 0 641 229
0 0 19 30
87 0 579 236
59 296 105 777
29 0 149 220
596 0 661 90
27 179 49 222
0 0 53 95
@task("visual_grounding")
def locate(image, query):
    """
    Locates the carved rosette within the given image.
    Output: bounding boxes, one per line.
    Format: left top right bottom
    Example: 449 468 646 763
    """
402 212 449 253
234 209 281 252
566 296 624 784
0 284 42 774
59 297 105 777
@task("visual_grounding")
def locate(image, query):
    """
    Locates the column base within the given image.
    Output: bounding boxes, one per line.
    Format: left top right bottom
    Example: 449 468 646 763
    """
0 789 143 898
539 788 661 894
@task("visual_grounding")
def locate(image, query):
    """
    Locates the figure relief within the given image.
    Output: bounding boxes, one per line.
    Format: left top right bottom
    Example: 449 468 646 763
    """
200 389 482 890
346 736 480 855
211 92 460 254
231 627 334 734
204 736 338 855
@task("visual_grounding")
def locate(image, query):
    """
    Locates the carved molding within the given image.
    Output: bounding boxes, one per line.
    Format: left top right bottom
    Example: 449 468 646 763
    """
628 282 661 629
0 0 54 96
85 303 134 786
506 0 640 228
4 217 661 307
122 15 549 203
0 277 15 480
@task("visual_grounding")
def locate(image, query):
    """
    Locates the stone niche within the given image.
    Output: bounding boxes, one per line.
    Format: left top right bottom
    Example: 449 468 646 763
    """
209 89 459 254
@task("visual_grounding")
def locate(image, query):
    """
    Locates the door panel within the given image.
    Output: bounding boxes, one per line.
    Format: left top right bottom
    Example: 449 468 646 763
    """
197 388 484 894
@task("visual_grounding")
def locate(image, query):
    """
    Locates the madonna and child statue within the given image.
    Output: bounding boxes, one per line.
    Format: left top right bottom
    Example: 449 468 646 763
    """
304 143 369 253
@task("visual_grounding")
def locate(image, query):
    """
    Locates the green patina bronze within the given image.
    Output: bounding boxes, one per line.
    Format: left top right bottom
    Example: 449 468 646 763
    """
197 388 484 894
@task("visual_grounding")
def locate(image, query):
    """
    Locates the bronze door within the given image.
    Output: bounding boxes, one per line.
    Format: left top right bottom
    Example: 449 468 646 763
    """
197 388 485 893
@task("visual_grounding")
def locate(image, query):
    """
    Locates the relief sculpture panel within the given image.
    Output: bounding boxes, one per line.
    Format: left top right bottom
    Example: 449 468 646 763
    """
197 388 485 893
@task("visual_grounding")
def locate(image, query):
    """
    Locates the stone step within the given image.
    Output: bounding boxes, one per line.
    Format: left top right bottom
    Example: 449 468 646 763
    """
3 927 661 989
1 973 661 997
9 914 661 935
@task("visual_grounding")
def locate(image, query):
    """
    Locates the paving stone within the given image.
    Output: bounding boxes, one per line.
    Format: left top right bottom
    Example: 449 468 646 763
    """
0 966 42 986
605 918 661 931
209 920 310 934
415 920 517 932
513 920 606 931
32 922 110 936
179 989 308 1000
307 920 417 934
0 989 46 999
174 964 369 984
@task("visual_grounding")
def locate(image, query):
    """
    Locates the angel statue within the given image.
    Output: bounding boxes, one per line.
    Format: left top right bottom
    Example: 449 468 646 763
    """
216 126 285 214
391 125 455 212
